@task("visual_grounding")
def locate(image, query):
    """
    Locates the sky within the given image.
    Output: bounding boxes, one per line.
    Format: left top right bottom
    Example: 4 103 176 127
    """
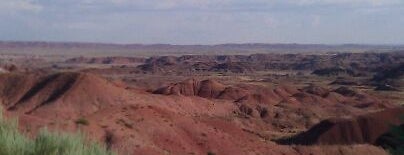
0 0 403 44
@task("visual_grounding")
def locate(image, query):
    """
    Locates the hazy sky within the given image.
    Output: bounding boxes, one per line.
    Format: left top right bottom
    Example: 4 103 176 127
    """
0 0 403 44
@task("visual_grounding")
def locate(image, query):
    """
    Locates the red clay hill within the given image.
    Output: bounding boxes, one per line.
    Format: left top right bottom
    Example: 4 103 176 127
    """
0 72 393 155
277 107 404 146
154 78 394 112
0 72 131 120
1 42 403 155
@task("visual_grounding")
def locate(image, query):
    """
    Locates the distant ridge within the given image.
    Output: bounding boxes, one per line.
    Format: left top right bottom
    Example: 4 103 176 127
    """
1 40 403 47
1 41 403 56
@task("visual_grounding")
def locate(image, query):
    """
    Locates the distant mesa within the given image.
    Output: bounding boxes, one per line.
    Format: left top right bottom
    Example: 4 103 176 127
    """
134 52 404 75
371 63 404 91
312 67 357 77
209 62 254 73
329 77 360 86
65 56 147 64
374 84 400 91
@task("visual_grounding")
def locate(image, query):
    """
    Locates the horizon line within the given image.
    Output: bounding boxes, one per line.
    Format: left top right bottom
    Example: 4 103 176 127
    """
1 40 404 47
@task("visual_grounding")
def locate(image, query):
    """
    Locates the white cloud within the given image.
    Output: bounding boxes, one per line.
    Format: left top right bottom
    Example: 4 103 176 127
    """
77 0 232 9
73 0 404 13
46 0 403 14
0 0 42 13
289 0 402 6
1 0 403 44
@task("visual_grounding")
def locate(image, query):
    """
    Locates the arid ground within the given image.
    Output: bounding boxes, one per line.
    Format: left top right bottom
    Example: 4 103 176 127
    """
0 42 403 155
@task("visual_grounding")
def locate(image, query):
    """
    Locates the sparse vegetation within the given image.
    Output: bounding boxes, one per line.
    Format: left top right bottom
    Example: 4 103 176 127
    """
377 124 404 155
75 118 89 126
0 113 114 155
207 151 216 155
117 118 134 129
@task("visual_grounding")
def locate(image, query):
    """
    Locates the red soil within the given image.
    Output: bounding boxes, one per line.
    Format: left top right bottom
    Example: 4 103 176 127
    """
0 72 393 155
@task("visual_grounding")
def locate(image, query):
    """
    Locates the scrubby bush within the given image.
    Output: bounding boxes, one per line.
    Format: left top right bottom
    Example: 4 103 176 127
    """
207 151 216 155
75 118 89 126
377 124 404 155
0 113 114 155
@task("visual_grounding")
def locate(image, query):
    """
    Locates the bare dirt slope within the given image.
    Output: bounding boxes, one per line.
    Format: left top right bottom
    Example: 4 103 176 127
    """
0 72 394 155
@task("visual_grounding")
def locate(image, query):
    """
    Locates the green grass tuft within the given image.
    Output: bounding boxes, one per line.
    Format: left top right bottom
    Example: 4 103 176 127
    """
75 118 89 126
0 113 115 155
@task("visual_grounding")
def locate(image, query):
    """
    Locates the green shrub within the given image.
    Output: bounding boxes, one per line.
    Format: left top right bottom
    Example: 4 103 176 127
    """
0 112 115 155
0 115 30 155
207 151 216 155
376 115 404 155
75 118 89 126
378 124 404 155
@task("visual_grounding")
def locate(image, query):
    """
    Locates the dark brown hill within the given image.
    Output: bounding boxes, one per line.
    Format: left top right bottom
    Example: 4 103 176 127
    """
277 107 404 145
